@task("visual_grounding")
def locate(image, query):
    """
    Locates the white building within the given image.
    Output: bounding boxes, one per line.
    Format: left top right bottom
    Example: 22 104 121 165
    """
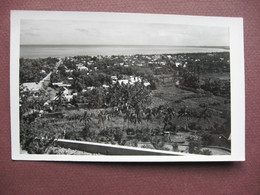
175 62 181 67
76 63 88 71
118 79 129 85
22 82 41 91
102 84 110 88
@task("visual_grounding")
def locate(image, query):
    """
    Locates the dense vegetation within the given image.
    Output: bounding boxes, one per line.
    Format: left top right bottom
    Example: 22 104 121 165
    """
20 52 231 155
20 57 59 83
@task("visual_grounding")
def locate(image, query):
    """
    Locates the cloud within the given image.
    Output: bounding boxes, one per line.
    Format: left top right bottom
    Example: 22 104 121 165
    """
76 28 89 33
20 19 229 46
25 32 39 36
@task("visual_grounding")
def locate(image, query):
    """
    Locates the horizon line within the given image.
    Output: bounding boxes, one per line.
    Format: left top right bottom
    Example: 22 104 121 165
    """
20 44 230 48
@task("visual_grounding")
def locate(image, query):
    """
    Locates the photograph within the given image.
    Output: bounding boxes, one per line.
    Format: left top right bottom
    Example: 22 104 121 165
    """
10 11 245 161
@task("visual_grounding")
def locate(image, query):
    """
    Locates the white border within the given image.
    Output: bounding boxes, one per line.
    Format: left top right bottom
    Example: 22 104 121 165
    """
10 10 245 162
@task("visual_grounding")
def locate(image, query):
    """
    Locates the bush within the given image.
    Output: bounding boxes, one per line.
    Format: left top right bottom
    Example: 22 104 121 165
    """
201 149 212 155
149 80 157 90
201 132 213 146
125 139 138 147
136 128 151 142
81 125 97 140
141 144 154 149
20 120 55 154
150 136 165 150
114 129 123 144
172 143 179 152
188 122 203 131
180 71 200 89
188 135 212 155
188 137 202 154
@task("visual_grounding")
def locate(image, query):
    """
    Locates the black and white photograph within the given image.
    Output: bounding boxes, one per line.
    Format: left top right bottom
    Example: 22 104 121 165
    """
10 11 245 161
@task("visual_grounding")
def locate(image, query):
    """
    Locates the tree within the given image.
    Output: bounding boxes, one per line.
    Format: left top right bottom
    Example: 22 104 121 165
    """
177 106 192 131
19 86 54 153
53 88 66 110
80 111 97 140
180 70 200 89
72 72 84 92
20 86 49 118
163 107 176 131
197 107 212 124
144 108 153 129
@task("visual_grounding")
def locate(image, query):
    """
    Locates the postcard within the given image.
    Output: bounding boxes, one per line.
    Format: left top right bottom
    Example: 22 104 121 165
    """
10 10 245 161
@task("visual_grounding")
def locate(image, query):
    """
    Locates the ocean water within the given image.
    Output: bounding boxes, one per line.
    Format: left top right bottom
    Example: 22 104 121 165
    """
20 45 229 58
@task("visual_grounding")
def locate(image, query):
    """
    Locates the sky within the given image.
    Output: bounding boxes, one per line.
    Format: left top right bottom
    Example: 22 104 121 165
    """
20 20 229 47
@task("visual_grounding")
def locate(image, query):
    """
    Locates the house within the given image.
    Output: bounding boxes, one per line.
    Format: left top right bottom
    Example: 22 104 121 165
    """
52 82 71 88
129 76 141 83
175 62 181 67
52 87 73 102
160 61 166 66
22 82 41 91
118 79 129 85
78 66 88 71
52 82 63 86
102 84 109 88
87 86 95 90
175 80 180 86
144 82 150 87
22 72 52 91
154 55 161 60
64 95 73 102
39 72 52 88
111 76 118 81
63 87 70 96
76 63 88 71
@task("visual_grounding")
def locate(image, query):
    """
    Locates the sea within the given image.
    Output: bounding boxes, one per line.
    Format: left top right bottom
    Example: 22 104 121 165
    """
20 45 229 59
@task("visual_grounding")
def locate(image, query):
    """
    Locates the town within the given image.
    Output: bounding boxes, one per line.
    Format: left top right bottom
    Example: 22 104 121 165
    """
20 52 231 155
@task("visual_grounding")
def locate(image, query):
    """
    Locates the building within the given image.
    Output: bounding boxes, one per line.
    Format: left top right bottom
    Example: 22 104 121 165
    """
22 72 52 91
22 82 41 91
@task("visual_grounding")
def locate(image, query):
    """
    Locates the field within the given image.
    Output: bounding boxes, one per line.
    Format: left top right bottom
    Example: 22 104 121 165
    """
20 52 231 155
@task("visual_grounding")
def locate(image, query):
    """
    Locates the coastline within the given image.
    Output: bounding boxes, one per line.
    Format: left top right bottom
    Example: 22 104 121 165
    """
20 45 229 59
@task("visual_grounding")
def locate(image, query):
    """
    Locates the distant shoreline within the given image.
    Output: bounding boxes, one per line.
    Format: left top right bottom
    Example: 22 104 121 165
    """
20 44 229 49
20 45 230 59
20 51 230 60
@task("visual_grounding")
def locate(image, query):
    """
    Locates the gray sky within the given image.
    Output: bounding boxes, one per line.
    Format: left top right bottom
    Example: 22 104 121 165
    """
20 20 229 46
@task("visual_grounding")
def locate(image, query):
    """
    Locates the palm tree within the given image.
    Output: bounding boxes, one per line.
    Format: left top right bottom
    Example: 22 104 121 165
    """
197 107 212 123
163 107 176 130
80 111 92 128
178 106 192 131
97 111 105 129
54 88 66 111
144 108 153 129
80 111 99 140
